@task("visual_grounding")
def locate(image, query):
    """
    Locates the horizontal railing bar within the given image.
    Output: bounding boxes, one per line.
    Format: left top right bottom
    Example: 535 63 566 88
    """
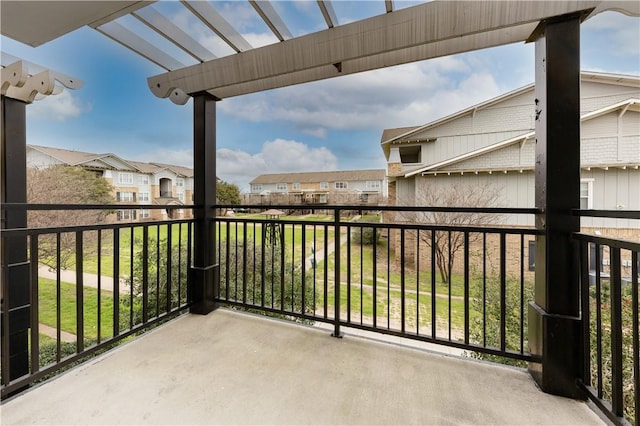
217 216 541 235
576 381 629 426
2 218 195 236
1 203 200 211
214 204 540 215
573 209 640 219
574 232 640 252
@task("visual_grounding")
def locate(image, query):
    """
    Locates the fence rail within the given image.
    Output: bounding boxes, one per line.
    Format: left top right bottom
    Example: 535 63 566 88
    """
214 205 540 362
1 206 194 398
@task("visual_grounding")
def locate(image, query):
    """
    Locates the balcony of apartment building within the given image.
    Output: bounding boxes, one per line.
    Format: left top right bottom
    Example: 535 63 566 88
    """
2 2 639 425
1 201 638 424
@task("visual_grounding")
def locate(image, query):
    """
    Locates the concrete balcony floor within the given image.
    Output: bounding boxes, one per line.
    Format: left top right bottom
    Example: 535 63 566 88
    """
2 309 603 425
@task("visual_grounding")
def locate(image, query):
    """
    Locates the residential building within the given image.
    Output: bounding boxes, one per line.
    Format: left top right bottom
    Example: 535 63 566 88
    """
26 145 194 221
245 169 388 206
382 71 640 235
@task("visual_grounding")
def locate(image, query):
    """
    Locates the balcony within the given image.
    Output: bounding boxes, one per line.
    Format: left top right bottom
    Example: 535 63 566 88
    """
1 204 638 425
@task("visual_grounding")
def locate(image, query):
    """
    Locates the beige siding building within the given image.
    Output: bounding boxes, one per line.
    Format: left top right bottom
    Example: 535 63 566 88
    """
382 71 640 233
245 169 387 206
26 145 194 222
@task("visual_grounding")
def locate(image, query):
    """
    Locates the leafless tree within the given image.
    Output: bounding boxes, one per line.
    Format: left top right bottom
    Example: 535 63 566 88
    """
399 181 502 283
27 166 115 269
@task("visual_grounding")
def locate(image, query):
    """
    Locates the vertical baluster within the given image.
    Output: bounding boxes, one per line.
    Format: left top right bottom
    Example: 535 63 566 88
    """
242 221 248 305
482 233 487 347
632 251 639 425
29 234 39 374
156 225 160 314
464 231 469 345
609 247 623 417
596 243 603 398
75 231 84 353
347 225 352 323
113 228 120 337
500 232 506 352
580 239 591 387
166 225 172 314
56 233 61 361
416 229 420 335
97 230 102 342
333 208 341 337
431 229 436 339
142 226 149 324
401 228 406 334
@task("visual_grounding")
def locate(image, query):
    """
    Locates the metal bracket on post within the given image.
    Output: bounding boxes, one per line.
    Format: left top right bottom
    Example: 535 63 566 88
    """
189 264 219 314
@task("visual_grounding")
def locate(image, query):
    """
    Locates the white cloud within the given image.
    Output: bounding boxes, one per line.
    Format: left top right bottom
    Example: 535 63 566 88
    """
218 58 502 136
27 91 89 121
217 139 338 190
583 11 640 56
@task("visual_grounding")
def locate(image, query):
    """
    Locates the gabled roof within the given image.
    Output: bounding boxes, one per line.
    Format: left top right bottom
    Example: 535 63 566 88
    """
150 162 194 178
382 71 640 147
250 169 385 185
28 144 141 172
28 144 193 177
405 98 640 177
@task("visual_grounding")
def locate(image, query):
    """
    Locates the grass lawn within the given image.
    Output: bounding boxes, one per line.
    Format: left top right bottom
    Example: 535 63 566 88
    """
38 277 116 340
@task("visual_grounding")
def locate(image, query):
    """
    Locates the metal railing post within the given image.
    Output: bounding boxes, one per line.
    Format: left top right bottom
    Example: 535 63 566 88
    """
332 207 342 337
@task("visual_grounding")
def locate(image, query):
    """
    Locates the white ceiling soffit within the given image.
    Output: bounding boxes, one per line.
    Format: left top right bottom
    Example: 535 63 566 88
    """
0 1 149 47
148 0 614 101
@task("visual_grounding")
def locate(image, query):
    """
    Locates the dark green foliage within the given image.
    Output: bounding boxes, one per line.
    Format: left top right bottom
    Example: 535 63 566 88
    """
468 273 534 368
351 227 379 245
218 240 315 322
123 237 189 328
216 179 241 205
587 281 636 425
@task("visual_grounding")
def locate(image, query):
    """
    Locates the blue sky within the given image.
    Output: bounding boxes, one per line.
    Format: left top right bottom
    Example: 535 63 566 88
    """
1 1 639 191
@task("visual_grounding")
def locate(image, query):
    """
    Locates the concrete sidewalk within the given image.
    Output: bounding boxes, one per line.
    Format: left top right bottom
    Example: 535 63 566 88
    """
38 266 130 294
2 309 604 425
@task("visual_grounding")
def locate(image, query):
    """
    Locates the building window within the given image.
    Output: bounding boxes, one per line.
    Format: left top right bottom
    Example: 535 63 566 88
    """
319 194 327 203
139 175 149 185
528 240 535 271
399 145 421 163
252 184 263 192
116 210 136 221
116 191 136 202
118 172 133 184
320 182 328 189
293 183 300 190
138 192 150 202
366 180 381 190
335 182 347 189
176 178 184 187
580 179 594 209
177 192 185 202
276 183 288 191
140 209 150 219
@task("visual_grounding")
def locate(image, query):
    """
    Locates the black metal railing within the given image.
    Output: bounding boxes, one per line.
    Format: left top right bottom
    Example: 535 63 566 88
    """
214 205 539 362
575 226 639 426
0 204 193 398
